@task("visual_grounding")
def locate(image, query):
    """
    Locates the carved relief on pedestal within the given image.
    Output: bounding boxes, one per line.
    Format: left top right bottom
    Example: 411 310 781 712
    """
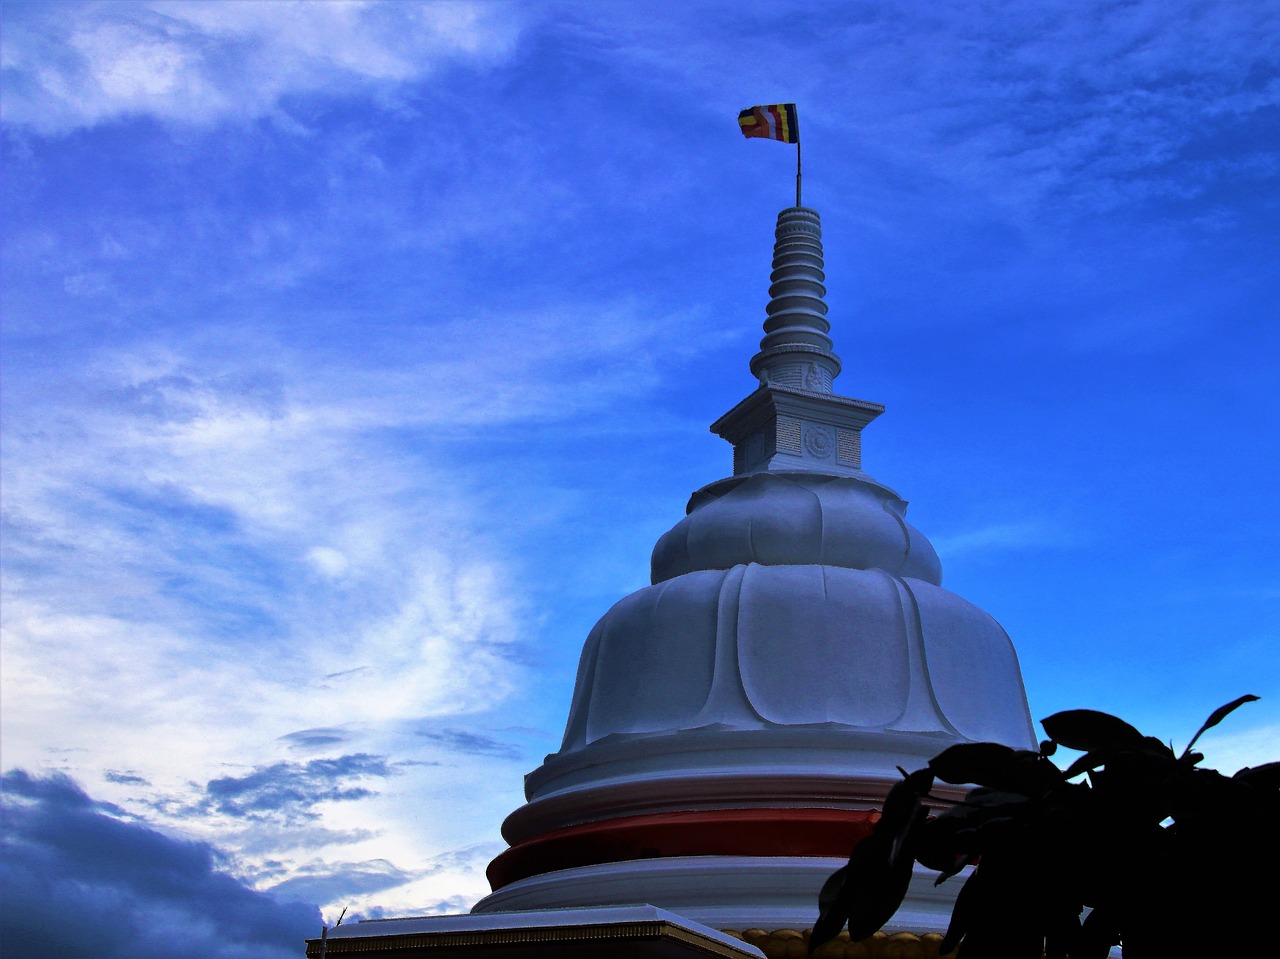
803 363 825 391
803 425 834 459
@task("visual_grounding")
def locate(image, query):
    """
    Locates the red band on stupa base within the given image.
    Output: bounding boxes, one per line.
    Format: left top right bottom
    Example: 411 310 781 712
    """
487 807 879 891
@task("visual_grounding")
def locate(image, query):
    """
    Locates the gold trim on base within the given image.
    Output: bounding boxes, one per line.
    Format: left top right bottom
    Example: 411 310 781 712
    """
724 929 950 959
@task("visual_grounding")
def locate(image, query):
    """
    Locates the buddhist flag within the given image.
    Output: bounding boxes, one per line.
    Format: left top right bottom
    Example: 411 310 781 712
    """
738 104 799 144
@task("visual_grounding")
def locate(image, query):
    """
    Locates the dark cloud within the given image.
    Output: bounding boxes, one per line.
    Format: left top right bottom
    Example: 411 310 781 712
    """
261 844 503 913
0 769 319 959
358 895 471 921
232 825 379 857
278 727 351 751
202 754 396 824
322 665 372 682
266 859 414 906
428 842 505 874
416 728 521 759
104 769 150 786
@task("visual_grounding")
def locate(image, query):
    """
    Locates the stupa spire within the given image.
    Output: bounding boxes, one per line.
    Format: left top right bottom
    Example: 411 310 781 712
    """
711 206 883 477
751 207 841 393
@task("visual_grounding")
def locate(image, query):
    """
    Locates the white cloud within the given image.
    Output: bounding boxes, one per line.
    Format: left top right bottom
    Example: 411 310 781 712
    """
0 338 527 908
933 520 1077 558
570 2 1278 219
0 284 705 910
307 546 350 579
1 351 525 760
1 1 523 134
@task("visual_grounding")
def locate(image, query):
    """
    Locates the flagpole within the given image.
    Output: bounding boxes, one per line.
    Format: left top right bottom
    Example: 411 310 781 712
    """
795 138 802 208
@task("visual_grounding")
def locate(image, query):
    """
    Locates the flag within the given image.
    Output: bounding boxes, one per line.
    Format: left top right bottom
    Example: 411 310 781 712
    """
738 104 799 143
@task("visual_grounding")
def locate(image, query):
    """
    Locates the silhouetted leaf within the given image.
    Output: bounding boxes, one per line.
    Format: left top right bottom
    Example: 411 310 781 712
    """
969 813 1021 846
914 818 966 873
808 907 847 955
841 831 911 942
1181 694 1260 758
1041 709 1146 751
811 775 930 956
815 698 1276 956
914 788 1030 872
928 743 1056 796
1061 748 1113 780
961 787 1033 808
932 851 977 885
881 767 933 823
809 866 849 956
1199 693 1259 732
879 768 931 868
1234 761 1280 791
1141 735 1177 759
940 868 982 954
816 864 847 913
929 742 1016 784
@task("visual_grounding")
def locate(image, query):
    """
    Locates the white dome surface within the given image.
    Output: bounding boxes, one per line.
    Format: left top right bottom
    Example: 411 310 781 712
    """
652 472 942 585
562 563 1031 750
507 461 1036 843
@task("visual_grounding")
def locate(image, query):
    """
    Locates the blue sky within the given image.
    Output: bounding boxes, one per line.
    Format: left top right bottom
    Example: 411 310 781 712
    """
2 1 1277 954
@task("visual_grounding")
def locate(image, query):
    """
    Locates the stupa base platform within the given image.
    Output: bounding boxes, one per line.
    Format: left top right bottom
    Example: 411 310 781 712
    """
303 905 764 958
473 857 960 934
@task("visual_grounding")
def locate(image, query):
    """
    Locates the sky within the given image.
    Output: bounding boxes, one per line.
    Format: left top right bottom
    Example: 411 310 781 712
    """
1 0 1277 954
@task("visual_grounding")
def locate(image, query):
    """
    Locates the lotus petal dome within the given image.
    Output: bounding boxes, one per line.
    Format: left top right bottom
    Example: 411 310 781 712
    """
652 472 942 585
563 563 1028 750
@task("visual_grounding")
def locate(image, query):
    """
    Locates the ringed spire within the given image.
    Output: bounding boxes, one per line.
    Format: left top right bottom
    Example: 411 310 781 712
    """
751 207 840 392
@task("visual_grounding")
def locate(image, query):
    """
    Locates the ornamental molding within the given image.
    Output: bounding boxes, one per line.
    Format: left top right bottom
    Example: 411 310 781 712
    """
729 929 948 959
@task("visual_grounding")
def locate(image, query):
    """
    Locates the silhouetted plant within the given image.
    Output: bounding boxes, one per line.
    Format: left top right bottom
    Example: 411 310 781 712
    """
811 695 1278 958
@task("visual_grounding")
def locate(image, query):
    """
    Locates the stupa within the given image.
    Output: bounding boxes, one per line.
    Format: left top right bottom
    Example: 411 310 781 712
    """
307 207 1036 955
474 207 1035 931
